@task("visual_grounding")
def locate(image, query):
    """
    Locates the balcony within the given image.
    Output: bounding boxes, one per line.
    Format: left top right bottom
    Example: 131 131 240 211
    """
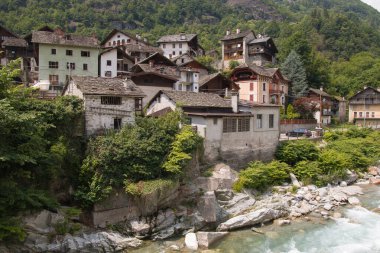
248 48 272 55
224 47 243 54
269 88 284 95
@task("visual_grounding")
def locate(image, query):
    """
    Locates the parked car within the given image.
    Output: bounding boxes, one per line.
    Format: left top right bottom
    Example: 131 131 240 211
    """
286 128 312 137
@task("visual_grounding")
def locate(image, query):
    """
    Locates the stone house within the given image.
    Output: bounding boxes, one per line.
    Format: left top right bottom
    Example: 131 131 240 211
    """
157 33 205 59
0 25 18 66
99 47 134 78
221 29 277 70
230 63 289 106
31 28 100 98
146 90 280 166
349 87 380 128
63 76 145 136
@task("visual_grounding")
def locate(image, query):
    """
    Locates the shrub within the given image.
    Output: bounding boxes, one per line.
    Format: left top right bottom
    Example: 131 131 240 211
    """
125 179 177 196
323 131 342 142
318 149 350 183
234 161 290 192
291 161 322 185
275 140 320 166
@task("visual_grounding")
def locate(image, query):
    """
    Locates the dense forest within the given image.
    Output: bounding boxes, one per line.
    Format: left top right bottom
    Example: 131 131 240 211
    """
1 0 380 94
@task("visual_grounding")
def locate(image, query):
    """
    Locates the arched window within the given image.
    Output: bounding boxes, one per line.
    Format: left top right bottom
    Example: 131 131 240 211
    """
122 39 125 45
117 40 120 46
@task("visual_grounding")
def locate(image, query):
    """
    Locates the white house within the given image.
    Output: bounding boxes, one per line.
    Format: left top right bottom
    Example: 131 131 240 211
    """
100 47 134 78
146 90 280 167
157 33 205 59
63 76 145 136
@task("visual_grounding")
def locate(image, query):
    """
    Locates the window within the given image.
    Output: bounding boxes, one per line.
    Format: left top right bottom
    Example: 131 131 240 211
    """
163 43 166 49
179 43 182 48
179 51 182 55
281 96 285 105
250 83 254 91
122 39 125 45
108 42 111 47
51 49 56 55
81 51 90 57
135 98 143 113
114 118 122 130
49 61 58 69
281 85 284 92
372 112 375 118
250 94 254 101
172 51 176 56
238 117 250 132
213 118 218 125
66 50 73 56
263 95 266 103
263 83 266 91
359 112 363 118
113 41 116 46
269 114 274 128
257 114 263 129
49 75 59 85
105 71 112 77
101 96 122 105
67 62 75 70
223 118 237 133
366 112 370 118
127 39 131 43
172 43 176 48
354 112 357 118
83 64 88 71
107 60 112 66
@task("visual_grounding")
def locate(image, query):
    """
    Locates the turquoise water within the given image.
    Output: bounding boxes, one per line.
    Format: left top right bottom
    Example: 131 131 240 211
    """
133 185 380 253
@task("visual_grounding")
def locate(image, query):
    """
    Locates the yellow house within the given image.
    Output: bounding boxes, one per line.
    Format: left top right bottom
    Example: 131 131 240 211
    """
349 87 380 128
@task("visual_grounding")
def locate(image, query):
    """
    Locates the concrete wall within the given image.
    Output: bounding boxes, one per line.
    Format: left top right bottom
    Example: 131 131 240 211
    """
38 44 99 85
160 42 189 59
100 49 117 77
103 32 138 48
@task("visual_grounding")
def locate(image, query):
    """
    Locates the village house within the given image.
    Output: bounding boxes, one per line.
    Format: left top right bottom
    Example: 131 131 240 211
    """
63 76 145 136
157 33 205 59
199 73 240 95
307 88 334 125
171 52 209 77
349 87 380 128
0 25 19 66
230 63 289 106
146 90 280 166
31 28 100 98
99 47 135 78
221 29 277 70
101 29 162 63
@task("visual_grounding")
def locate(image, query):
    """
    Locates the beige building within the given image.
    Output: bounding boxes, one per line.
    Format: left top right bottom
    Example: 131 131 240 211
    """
146 90 280 167
349 87 380 128
63 76 145 136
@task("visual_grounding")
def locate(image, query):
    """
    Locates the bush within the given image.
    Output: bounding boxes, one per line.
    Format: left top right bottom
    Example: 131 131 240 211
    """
234 161 290 192
291 161 322 185
125 179 177 196
318 149 350 182
275 140 320 166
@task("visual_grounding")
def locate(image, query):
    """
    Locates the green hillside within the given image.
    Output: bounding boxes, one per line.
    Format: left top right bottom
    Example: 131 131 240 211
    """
0 0 380 96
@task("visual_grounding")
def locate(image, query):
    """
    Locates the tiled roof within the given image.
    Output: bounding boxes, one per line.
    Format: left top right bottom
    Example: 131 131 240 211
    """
221 30 253 41
32 31 99 48
161 90 232 108
70 76 145 96
124 43 163 53
235 63 278 77
134 64 179 80
199 73 220 87
239 100 282 108
157 34 197 43
2 38 27 47
249 37 271 44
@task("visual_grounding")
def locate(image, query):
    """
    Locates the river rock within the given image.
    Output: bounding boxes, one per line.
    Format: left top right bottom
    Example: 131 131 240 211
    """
346 170 358 185
290 173 301 188
196 232 229 248
169 245 180 251
332 212 342 219
130 220 150 235
368 166 379 176
340 181 347 187
323 203 333 211
276 219 291 226
369 177 380 185
317 188 328 197
185 232 198 250
348 197 361 205
217 207 289 231
24 210 64 234
339 186 363 196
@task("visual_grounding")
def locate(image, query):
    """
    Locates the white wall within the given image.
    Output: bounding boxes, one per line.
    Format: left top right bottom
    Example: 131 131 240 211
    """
104 32 138 47
146 93 176 115
160 42 189 59
100 49 117 77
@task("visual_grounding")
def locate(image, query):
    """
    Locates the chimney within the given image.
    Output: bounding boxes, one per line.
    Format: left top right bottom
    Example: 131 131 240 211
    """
226 30 230 36
231 93 239 113
180 33 186 40
236 28 240 34
320 87 323 91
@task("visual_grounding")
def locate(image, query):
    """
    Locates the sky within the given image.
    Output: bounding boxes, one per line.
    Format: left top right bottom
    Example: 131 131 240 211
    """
361 0 380 12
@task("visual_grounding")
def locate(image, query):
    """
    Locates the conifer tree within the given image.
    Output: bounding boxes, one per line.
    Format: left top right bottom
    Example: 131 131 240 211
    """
281 50 309 99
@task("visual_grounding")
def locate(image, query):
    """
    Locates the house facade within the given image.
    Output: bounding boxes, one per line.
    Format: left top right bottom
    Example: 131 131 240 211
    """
146 90 280 167
100 47 134 78
221 29 277 70
230 63 288 106
157 33 205 59
307 88 334 125
31 28 99 97
349 87 380 128
63 76 145 136
0 25 18 66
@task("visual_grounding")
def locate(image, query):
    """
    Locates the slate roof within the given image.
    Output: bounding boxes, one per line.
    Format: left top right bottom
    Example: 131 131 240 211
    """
32 31 99 48
199 73 220 87
69 76 145 96
309 88 333 98
235 63 277 77
157 34 197 43
100 29 151 47
249 37 271 44
134 64 179 80
124 43 162 53
2 38 27 47
221 30 253 41
158 90 232 108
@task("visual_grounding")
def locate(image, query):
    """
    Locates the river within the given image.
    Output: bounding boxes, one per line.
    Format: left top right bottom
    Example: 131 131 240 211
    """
132 185 380 253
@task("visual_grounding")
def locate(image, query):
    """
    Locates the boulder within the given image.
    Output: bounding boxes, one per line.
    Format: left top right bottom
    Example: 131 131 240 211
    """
332 212 342 219
217 207 289 231
348 197 361 205
196 232 229 249
130 220 150 235
218 192 256 216
323 203 333 211
24 210 64 234
339 186 363 196
369 177 380 185
185 233 198 251
346 170 358 185
197 191 226 223
276 219 291 226
368 166 379 176
340 181 347 187
317 188 328 197
290 173 301 188
169 245 180 251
